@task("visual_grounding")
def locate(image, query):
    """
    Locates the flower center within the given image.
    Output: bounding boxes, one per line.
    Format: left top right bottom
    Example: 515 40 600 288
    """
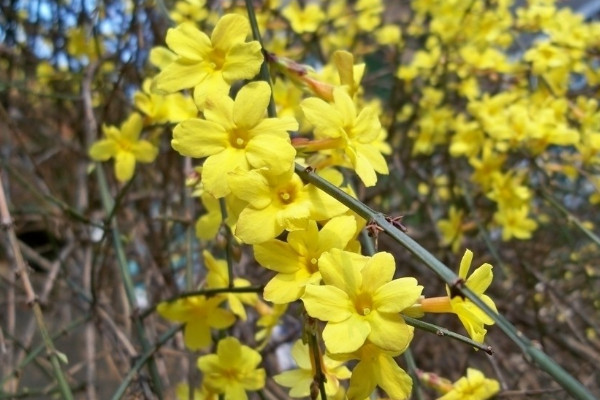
354 292 373 316
229 128 249 149
276 183 298 205
305 255 319 274
209 48 226 70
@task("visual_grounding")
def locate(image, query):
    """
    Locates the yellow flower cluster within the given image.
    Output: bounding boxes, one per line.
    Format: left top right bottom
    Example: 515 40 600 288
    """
83 1 510 398
397 0 600 249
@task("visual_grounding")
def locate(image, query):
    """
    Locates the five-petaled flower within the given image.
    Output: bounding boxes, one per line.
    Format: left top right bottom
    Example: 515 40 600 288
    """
197 337 266 400
274 339 351 398
420 249 497 343
254 215 358 303
302 249 423 354
154 14 263 109
301 87 388 186
89 113 158 182
157 295 235 350
171 81 298 198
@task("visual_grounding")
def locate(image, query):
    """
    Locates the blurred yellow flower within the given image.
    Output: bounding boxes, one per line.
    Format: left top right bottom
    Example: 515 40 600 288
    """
157 295 235 350
197 337 266 400
274 340 351 397
437 368 500 400
89 113 158 182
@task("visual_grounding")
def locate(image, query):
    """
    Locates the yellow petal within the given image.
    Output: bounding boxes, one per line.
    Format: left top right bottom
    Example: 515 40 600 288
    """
132 140 158 163
222 42 263 82
361 252 395 291
333 87 356 127
302 284 353 323
235 204 281 244
251 116 299 135
155 60 209 93
354 106 381 143
115 151 136 181
466 263 493 294
233 81 270 129
245 135 296 173
227 169 271 208
347 358 377 400
89 139 117 161
375 352 413 400
184 320 212 350
347 146 377 186
202 149 247 198
317 215 357 252
254 241 300 274
459 249 474 279
355 143 388 174
374 277 422 313
121 113 143 141
301 97 343 136
166 23 211 61
211 14 250 52
318 249 366 294
367 312 413 353
322 314 370 353
203 92 235 130
172 119 228 158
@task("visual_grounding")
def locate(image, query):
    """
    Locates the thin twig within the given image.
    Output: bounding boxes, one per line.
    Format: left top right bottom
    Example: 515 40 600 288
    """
0 174 74 400
294 163 596 400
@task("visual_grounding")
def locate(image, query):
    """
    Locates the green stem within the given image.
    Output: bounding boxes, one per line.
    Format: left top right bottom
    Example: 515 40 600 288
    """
541 189 600 248
403 316 492 354
1 315 91 386
95 165 164 399
218 198 235 289
294 163 596 400
307 319 328 400
403 349 424 400
244 0 276 118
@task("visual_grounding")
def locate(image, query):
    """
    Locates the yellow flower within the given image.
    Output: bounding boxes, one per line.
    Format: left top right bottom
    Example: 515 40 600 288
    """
335 342 413 400
302 249 423 354
228 168 347 244
197 337 266 400
493 205 538 241
301 87 388 186
254 215 358 303
154 14 263 108
437 368 500 400
421 249 497 343
254 302 288 349
171 81 298 198
203 250 257 320
355 0 383 31
66 26 103 61
451 250 497 343
274 340 351 398
175 382 217 400
134 79 197 124
282 2 325 33
437 206 465 253
170 0 208 24
157 295 235 350
89 113 158 182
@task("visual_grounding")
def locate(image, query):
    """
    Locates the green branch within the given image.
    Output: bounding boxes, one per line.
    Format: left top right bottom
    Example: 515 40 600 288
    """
95 165 164 398
294 164 596 400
